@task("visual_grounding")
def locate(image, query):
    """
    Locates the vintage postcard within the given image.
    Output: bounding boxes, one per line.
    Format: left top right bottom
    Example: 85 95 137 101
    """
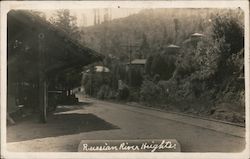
0 1 249 159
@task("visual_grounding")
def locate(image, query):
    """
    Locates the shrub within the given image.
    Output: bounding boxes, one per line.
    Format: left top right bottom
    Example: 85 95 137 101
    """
118 86 129 100
97 85 110 100
140 80 161 103
128 88 140 102
157 79 177 100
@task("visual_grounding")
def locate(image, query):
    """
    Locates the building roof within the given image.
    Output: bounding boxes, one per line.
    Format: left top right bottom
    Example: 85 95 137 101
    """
130 59 147 65
86 66 110 73
167 44 180 48
8 10 104 78
191 33 204 37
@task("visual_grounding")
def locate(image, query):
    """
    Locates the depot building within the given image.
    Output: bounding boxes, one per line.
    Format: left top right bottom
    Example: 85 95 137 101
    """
7 10 103 123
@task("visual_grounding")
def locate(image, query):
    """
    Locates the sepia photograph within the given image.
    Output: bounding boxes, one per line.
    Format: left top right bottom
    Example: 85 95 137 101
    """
1 1 249 158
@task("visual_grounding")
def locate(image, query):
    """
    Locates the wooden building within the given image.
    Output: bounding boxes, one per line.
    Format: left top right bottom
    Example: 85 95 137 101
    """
126 59 146 72
166 44 180 56
7 10 103 123
182 32 205 48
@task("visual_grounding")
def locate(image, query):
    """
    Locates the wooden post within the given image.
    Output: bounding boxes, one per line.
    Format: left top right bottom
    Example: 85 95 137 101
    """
38 32 47 123
128 42 132 87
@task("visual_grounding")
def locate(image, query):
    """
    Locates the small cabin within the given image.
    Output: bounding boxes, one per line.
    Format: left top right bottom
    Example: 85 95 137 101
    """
183 32 205 48
191 33 204 43
126 59 147 72
166 44 180 56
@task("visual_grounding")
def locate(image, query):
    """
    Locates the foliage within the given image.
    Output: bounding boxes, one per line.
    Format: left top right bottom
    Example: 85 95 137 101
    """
193 38 221 80
48 9 84 93
139 33 150 58
56 68 82 91
211 10 244 56
145 55 154 75
140 80 161 103
130 66 144 87
82 70 108 97
97 85 111 99
170 9 244 101
80 9 245 123
83 8 218 58
118 85 129 100
50 9 81 40
146 53 176 80
128 87 140 102
157 79 178 99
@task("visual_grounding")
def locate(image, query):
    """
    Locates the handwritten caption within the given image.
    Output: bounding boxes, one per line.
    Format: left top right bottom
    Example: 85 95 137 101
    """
78 139 180 152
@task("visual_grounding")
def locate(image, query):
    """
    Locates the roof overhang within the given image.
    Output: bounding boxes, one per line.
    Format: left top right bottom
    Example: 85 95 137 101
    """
7 10 104 79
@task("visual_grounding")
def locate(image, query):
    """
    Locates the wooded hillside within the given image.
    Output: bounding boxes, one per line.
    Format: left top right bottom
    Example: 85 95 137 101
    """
54 8 245 123
82 9 243 59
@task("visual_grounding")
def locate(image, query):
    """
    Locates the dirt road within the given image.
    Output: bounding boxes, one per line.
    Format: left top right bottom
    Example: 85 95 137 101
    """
7 99 245 152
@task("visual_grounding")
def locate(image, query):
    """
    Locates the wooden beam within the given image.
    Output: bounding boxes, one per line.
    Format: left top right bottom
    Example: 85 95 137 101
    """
38 32 47 123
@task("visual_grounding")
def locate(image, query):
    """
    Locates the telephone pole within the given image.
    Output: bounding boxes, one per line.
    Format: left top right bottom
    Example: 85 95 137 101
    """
94 9 96 25
38 32 47 123
121 40 140 86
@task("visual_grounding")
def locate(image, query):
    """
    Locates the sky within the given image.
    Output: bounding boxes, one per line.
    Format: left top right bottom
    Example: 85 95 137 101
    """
42 8 142 27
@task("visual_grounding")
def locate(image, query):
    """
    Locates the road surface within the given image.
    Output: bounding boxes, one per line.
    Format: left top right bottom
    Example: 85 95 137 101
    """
7 99 245 152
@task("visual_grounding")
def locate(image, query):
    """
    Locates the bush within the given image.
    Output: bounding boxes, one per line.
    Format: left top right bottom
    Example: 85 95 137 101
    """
97 85 110 100
147 54 176 80
128 88 140 102
157 79 177 100
118 86 129 100
96 85 119 100
140 80 161 103
107 90 118 100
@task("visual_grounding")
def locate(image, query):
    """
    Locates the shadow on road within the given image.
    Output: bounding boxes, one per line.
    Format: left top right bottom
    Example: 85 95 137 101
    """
7 112 119 142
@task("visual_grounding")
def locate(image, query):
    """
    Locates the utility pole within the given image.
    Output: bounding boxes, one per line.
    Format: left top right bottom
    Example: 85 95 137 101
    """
94 9 96 25
109 9 112 21
97 9 100 24
82 13 87 27
104 8 109 23
121 40 140 86
38 32 47 123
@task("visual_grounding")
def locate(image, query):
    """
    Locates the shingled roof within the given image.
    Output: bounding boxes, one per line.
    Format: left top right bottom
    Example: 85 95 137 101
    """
191 33 204 37
8 10 103 78
131 59 147 65
167 44 180 48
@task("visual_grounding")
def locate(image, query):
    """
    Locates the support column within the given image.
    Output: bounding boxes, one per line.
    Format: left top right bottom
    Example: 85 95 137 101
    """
38 32 47 123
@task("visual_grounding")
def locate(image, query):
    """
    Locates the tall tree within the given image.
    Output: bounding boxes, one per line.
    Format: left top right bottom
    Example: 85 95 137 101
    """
139 33 150 58
49 9 83 96
173 18 179 41
49 9 80 41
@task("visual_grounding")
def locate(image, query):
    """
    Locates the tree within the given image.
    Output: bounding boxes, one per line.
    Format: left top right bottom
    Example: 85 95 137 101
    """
49 9 80 41
139 33 150 58
173 18 179 41
145 55 154 75
172 9 244 101
30 10 46 20
210 10 244 83
49 10 83 96
150 54 175 80
211 11 244 56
